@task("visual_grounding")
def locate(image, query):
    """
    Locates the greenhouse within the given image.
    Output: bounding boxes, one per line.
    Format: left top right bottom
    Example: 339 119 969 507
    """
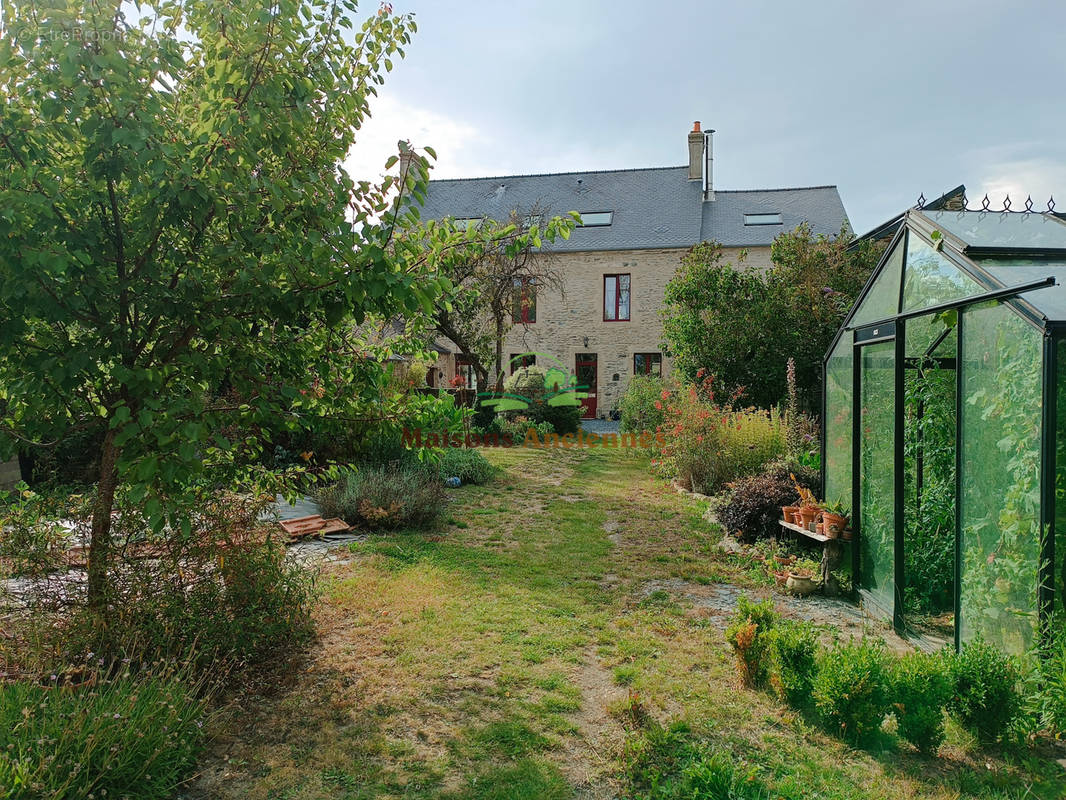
823 204 1066 655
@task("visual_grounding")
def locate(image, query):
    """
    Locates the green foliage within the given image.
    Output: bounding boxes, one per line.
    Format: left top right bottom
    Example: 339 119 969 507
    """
947 638 1020 742
621 721 773 800
656 377 786 494
812 639 891 742
661 228 882 411
501 366 580 434
0 483 71 578
0 665 208 800
317 465 445 530
618 375 667 434
437 447 496 486
903 359 956 616
725 596 778 688
769 620 819 707
61 493 319 670
718 462 819 543
414 208 577 397
890 651 952 754
1017 620 1066 739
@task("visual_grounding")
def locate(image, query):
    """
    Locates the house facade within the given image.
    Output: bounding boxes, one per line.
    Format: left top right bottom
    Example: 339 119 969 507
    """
419 123 850 418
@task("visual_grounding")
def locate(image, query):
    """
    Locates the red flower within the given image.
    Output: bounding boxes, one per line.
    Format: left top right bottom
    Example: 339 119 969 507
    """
654 400 662 410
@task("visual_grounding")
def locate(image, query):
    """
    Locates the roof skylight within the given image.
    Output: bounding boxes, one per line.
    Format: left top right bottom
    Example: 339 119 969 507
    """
577 211 613 227
744 213 783 226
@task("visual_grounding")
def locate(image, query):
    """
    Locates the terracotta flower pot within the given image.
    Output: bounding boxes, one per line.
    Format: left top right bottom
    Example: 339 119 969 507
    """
796 506 818 528
781 505 798 523
821 512 847 540
773 570 789 588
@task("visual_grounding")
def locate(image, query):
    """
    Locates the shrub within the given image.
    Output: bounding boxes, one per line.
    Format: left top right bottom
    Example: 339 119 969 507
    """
725 596 778 688
769 620 819 707
497 415 555 444
618 375 666 434
947 638 1020 742
812 639 890 742
656 375 786 494
891 651 952 754
717 462 820 542
1020 620 1066 738
0 483 71 578
10 491 318 674
438 447 496 485
317 465 445 530
502 366 581 435
0 664 208 800
74 493 317 671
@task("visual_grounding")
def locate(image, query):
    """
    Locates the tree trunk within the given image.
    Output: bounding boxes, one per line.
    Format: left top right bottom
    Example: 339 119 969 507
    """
494 315 505 392
87 428 120 615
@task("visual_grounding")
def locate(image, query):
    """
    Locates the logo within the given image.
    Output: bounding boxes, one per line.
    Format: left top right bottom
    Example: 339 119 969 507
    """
476 352 588 413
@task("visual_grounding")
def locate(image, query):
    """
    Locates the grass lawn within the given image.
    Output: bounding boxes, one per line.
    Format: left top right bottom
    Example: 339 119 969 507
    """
191 447 1066 799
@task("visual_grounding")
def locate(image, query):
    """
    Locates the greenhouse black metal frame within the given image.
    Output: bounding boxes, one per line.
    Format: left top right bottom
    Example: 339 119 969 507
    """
822 206 1066 654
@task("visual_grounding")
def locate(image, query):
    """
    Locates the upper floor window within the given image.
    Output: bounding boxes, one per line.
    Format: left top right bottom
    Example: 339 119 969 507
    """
743 213 782 226
512 277 536 323
604 274 631 321
578 211 613 227
634 353 662 377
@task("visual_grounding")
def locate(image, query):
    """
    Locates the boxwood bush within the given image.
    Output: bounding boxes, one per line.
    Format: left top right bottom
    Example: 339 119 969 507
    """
947 638 1019 742
437 447 496 485
725 596 778 688
813 639 891 742
891 650 952 754
769 620 819 707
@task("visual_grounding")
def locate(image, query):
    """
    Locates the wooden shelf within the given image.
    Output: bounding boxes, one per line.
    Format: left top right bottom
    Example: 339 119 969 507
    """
778 519 831 543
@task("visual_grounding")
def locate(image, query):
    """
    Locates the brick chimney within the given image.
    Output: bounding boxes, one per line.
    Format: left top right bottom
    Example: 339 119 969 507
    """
687 121 703 181
687 121 715 201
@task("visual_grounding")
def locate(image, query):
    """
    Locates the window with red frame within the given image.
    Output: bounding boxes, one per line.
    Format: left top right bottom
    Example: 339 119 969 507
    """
509 353 536 373
633 352 662 377
512 277 536 323
603 274 631 321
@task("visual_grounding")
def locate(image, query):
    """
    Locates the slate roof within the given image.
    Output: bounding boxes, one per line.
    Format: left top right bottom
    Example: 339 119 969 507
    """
419 165 849 252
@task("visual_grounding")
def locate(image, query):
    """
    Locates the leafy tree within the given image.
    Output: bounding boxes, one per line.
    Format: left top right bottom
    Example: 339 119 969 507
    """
661 225 883 410
420 208 576 395
0 0 480 613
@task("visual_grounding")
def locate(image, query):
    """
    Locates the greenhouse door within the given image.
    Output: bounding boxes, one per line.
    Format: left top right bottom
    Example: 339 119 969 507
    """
901 313 958 647
855 330 898 624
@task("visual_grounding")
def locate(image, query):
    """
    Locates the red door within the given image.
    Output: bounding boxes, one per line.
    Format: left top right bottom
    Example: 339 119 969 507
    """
575 353 598 419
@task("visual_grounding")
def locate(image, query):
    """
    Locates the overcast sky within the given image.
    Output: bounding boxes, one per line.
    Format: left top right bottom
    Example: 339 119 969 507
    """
344 0 1066 234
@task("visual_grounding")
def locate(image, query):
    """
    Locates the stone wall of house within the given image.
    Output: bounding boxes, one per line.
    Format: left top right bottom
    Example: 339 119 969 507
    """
0 457 22 490
497 244 772 417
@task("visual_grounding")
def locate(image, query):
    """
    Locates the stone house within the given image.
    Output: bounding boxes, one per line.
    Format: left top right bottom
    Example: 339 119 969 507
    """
418 122 849 419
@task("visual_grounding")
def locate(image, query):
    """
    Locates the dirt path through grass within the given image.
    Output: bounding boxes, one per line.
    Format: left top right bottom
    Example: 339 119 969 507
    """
190 448 1066 800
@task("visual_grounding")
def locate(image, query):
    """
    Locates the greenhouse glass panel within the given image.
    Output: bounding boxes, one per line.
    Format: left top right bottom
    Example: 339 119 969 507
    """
902 236 983 312
925 210 1066 250
1057 338 1066 615
959 303 1042 652
824 331 853 509
859 341 896 616
851 239 904 326
905 311 957 358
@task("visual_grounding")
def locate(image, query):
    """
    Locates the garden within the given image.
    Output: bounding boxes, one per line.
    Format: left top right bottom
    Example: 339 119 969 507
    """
2 0 1066 798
